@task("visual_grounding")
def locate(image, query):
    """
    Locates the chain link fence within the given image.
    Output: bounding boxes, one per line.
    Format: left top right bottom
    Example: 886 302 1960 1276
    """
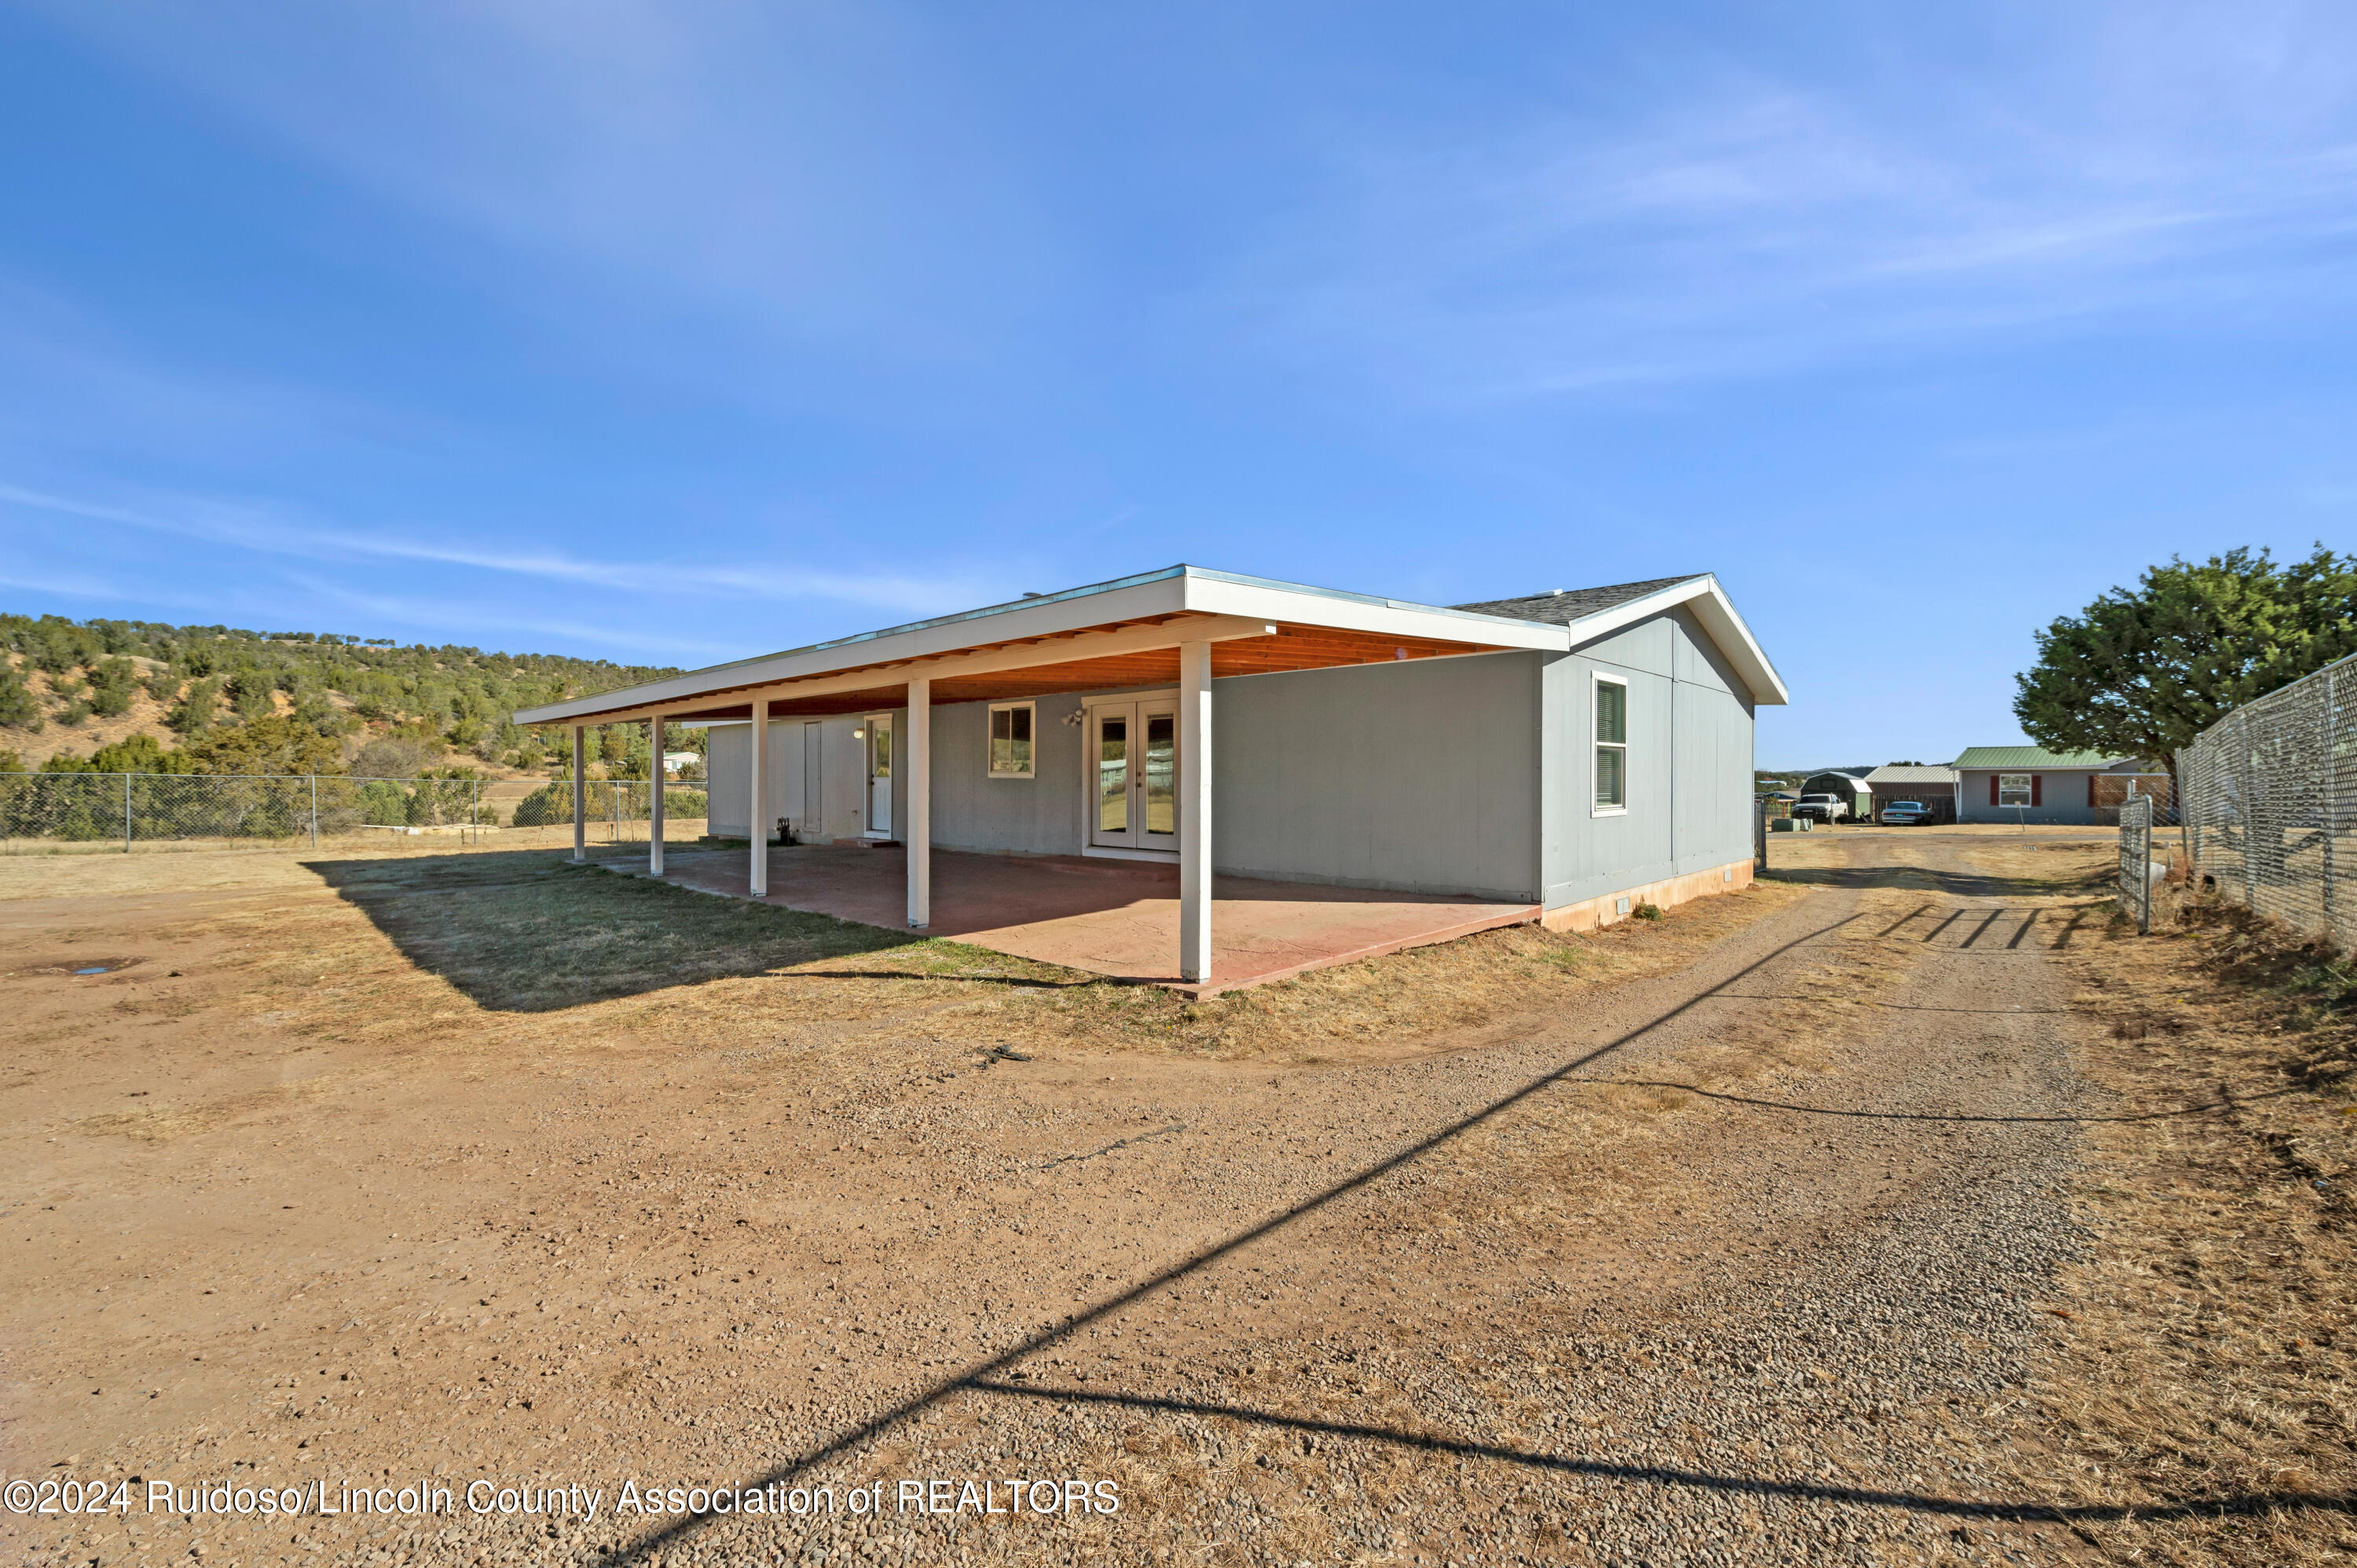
2118 793 2154 934
2180 651 2355 947
0 773 713 855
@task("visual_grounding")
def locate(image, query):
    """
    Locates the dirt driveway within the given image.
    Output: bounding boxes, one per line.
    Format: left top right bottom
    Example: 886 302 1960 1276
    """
5 833 2144 1566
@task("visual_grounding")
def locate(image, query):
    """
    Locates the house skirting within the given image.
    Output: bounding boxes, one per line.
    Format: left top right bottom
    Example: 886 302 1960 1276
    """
1541 857 1754 934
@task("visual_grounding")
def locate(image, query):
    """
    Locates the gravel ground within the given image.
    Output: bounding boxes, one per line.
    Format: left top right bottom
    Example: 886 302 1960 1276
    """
9 834 2110 1567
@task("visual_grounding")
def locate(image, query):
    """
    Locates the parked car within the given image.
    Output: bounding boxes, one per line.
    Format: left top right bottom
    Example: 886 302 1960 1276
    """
1879 800 1932 826
1792 792 1850 823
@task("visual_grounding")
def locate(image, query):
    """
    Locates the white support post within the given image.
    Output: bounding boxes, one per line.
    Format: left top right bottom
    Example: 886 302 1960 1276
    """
1178 639 1214 983
571 727 587 862
648 713 666 877
907 677 931 929
750 698 770 896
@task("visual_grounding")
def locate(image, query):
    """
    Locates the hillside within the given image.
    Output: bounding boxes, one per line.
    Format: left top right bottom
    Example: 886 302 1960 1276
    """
1 611 681 775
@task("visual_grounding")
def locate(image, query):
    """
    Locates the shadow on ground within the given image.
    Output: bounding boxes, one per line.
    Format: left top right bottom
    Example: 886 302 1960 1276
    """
302 848 1023 1013
1763 862 2106 899
602 907 2357 1565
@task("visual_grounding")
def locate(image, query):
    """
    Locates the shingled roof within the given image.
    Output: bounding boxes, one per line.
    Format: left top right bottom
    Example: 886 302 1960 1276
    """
1452 575 1705 626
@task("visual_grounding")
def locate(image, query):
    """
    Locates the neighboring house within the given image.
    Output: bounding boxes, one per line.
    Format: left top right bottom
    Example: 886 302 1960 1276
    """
1864 764 1959 823
1797 771 1874 820
513 566 1788 980
1952 747 2170 825
661 750 702 777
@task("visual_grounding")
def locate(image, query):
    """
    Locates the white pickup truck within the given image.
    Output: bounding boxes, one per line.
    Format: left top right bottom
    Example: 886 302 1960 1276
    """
1791 792 1851 823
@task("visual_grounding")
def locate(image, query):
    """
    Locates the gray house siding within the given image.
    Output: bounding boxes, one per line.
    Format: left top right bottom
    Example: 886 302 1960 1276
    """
716 658 1543 899
1955 769 2105 826
1541 606 1755 912
703 603 1750 912
927 695 1087 856
1211 653 1544 900
705 713 872 841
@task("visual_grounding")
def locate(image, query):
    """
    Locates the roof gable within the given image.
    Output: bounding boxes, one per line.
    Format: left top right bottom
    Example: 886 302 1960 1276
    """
1452 572 1786 706
514 563 1788 727
1451 576 1703 625
1950 746 2125 770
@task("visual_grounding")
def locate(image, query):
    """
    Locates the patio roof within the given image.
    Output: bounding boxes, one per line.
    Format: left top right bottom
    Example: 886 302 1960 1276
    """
520 562 1786 984
513 563 1787 727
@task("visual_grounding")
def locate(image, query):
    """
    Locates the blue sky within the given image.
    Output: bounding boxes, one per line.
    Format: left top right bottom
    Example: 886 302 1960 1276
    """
2 2 2352 767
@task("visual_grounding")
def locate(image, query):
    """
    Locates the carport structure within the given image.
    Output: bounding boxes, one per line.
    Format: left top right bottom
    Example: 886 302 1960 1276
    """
513 564 1783 984
515 566 1563 982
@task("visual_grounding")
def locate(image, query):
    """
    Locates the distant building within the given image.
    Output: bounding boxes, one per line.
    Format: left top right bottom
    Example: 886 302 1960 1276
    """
1864 763 1959 823
1952 747 2172 825
1798 771 1874 819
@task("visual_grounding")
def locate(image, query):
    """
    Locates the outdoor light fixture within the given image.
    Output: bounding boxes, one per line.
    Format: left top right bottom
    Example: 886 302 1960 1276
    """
852 727 865 738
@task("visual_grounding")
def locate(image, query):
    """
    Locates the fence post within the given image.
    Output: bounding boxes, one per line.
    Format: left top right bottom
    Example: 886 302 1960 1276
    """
309 775 319 851
123 773 132 853
2327 662 2341 943
472 778 481 849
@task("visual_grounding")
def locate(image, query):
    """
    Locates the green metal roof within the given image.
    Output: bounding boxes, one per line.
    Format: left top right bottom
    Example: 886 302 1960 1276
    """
1949 746 2124 770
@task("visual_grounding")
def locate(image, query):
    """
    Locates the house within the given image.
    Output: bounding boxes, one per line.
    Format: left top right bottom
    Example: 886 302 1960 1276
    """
1864 763 1959 823
1952 747 2171 825
512 566 1787 984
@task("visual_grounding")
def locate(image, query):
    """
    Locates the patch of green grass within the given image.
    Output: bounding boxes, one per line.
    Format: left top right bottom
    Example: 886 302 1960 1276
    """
304 848 1082 1012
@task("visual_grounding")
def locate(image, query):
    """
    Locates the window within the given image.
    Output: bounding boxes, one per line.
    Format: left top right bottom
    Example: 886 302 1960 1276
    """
1998 773 2032 808
988 701 1035 778
1593 675 1627 814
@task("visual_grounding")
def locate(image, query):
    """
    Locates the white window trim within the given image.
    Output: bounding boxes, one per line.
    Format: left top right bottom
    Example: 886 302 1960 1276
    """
1592 672 1629 818
1078 690 1181 862
987 699 1036 779
860 712 894 839
1997 772 2033 808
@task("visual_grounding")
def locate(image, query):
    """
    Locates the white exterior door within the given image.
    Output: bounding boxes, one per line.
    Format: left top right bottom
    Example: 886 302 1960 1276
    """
799 722 822 841
1087 694 1178 852
863 714 893 837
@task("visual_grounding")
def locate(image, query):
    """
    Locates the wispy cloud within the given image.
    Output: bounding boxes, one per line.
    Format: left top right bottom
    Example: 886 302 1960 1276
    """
1211 9 2357 402
0 565 149 603
272 571 741 661
26 1 1051 368
0 482 1001 618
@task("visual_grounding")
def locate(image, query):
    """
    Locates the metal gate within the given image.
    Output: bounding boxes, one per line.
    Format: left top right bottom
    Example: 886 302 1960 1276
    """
2118 793 2154 935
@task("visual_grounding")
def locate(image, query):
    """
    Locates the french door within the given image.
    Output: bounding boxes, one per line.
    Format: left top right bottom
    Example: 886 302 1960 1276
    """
1088 694 1178 852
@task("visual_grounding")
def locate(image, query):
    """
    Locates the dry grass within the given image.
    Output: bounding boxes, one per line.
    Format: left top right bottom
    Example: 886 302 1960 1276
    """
33 846 1813 1161
1398 898 1925 1244
2011 893 2357 1564
965 877 1813 1064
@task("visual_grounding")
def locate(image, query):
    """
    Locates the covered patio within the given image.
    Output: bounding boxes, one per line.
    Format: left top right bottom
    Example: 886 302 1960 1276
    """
518 565 1576 987
628 841 1538 996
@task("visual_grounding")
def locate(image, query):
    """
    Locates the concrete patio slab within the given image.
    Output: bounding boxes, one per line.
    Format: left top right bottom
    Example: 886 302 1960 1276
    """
613 844 1537 996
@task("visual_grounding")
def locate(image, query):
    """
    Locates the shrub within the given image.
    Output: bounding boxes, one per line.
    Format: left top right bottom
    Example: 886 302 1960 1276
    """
0 662 41 731
511 782 574 827
89 658 137 717
224 668 277 720
350 735 441 779
167 678 220 736
355 779 409 826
